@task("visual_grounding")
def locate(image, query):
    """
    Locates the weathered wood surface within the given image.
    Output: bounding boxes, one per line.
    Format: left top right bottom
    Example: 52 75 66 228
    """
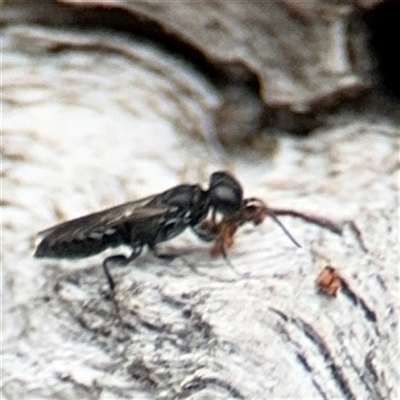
3 0 373 139
2 2 399 399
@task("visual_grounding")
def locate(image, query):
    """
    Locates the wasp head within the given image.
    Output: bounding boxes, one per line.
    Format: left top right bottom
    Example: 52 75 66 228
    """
208 171 244 216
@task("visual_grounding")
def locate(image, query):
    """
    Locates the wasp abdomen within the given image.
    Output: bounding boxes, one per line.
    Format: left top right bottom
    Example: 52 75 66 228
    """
35 227 130 259
35 238 101 259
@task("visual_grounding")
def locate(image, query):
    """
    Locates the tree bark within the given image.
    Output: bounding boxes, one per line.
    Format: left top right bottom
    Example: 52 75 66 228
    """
2 1 398 399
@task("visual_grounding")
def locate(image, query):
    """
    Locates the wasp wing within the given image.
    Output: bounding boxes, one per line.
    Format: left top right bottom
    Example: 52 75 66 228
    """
34 183 204 259
36 194 171 249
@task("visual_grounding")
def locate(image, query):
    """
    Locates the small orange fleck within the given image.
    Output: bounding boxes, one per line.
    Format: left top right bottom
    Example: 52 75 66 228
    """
316 266 341 296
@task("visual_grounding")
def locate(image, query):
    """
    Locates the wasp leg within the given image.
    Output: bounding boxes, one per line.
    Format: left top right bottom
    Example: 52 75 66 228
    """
192 210 220 243
102 246 143 290
102 256 124 290
191 220 220 242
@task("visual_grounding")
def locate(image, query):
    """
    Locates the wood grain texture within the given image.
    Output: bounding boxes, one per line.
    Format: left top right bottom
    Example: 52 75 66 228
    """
2 4 399 400
3 0 373 139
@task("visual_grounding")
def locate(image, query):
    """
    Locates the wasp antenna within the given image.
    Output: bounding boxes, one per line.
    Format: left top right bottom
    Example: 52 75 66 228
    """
265 209 302 248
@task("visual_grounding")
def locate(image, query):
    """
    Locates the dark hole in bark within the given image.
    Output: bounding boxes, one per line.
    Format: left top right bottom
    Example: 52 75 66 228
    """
362 0 400 100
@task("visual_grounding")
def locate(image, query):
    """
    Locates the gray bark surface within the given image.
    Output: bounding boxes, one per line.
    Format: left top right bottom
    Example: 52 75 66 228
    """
3 0 374 138
2 2 399 399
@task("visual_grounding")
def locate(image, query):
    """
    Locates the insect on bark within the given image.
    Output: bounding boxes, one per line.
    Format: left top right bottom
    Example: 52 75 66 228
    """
34 171 300 289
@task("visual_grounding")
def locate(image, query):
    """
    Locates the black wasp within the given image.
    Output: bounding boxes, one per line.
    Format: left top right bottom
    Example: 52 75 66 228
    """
34 171 300 289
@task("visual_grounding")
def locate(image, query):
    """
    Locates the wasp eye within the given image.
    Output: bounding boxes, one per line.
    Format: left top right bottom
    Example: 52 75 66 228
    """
209 171 243 215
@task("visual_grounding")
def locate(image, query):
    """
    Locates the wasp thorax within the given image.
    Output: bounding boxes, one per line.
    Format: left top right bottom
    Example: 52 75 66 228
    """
209 171 243 215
